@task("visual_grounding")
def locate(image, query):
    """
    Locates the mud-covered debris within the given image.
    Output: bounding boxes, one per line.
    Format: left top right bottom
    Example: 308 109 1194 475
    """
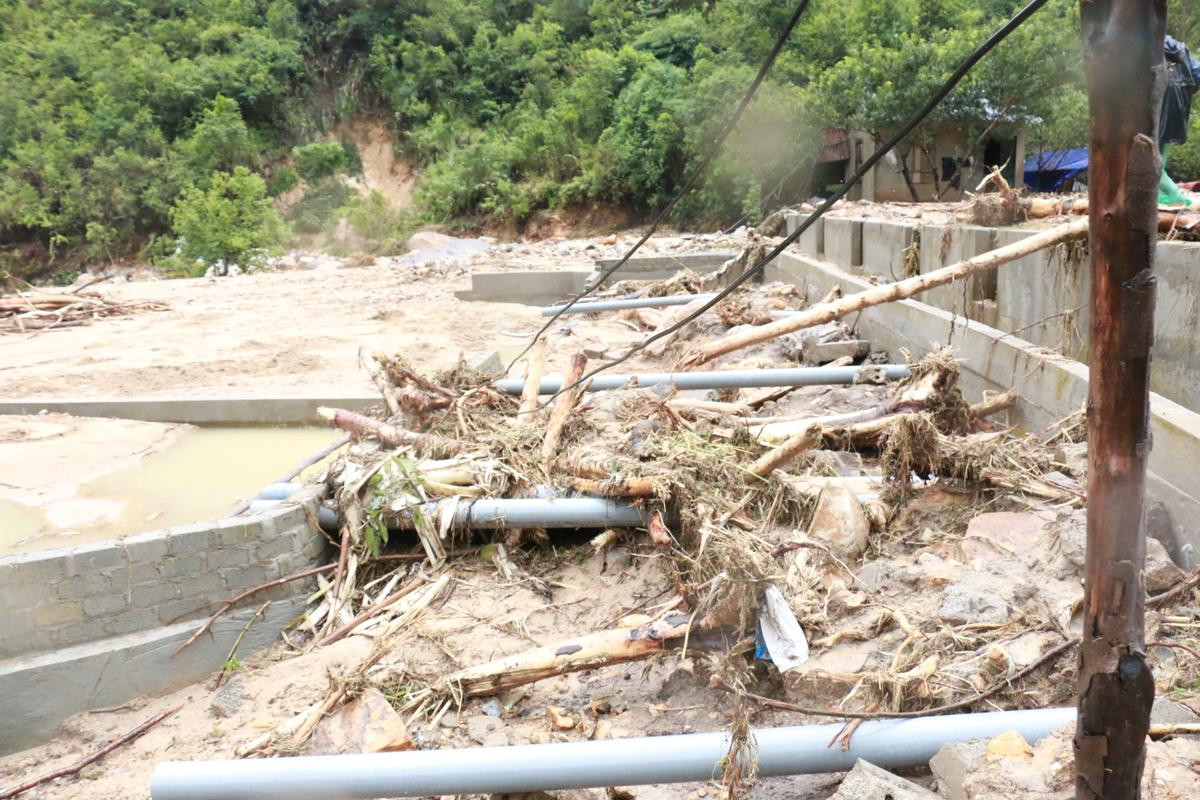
829 759 939 799
937 584 1009 626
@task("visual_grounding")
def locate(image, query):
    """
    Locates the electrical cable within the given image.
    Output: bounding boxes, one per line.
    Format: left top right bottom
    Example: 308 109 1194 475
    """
507 0 816 371
537 0 1051 408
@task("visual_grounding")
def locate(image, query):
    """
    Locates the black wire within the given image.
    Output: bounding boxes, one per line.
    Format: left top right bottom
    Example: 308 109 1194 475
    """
537 0 1051 408
506 0 815 371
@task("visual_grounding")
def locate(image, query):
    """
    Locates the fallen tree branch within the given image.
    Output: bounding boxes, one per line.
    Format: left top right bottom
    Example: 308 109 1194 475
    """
747 423 823 481
314 574 428 648
541 352 588 469
969 390 1016 420
0 704 182 799
518 335 548 420
213 601 270 690
1147 568 1200 609
570 476 663 497
444 612 693 697
683 219 1089 366
364 352 403 419
317 406 463 454
172 563 335 656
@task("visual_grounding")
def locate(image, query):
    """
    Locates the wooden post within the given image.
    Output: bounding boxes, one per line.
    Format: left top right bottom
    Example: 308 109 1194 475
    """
1076 3 1165 799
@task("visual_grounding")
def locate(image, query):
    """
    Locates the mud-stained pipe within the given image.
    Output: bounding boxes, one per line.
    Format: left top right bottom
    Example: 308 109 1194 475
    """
151 707 1074 800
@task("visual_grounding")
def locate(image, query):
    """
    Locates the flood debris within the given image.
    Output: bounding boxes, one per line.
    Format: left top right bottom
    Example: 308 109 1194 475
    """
183 258 1200 800
0 283 168 333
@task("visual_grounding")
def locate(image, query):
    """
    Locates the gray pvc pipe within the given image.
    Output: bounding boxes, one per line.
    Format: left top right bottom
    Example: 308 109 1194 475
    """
493 364 910 395
253 484 642 531
150 707 1073 800
541 293 717 316
389 496 645 529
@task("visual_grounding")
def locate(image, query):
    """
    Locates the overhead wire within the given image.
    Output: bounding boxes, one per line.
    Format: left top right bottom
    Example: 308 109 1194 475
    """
536 0 1052 409
506 0 816 371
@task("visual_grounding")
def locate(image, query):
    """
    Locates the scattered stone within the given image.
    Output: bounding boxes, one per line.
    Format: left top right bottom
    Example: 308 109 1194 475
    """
1152 695 1200 725
467 714 505 744
937 584 1009 626
807 450 866 476
1144 535 1186 593
804 339 870 365
311 688 414 754
467 350 506 378
481 698 504 718
829 759 939 799
986 731 1034 762
807 485 870 560
547 705 577 730
929 740 987 800
209 677 245 719
439 710 460 728
961 511 1049 562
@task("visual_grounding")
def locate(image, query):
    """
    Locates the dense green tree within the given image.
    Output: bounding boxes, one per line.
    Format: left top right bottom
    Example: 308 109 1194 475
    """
171 167 284 272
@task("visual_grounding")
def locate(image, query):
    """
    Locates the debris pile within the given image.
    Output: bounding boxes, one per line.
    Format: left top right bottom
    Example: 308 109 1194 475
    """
0 283 167 333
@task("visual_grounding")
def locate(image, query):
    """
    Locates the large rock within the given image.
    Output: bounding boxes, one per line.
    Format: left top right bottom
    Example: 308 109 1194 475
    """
311 688 414 754
1145 535 1186 593
829 759 939 799
808 485 870 561
938 583 1009 626
961 511 1050 562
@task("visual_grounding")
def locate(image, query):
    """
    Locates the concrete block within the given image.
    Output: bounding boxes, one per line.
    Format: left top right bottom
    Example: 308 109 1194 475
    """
205 546 256 570
992 227 1089 359
101 607 162 638
455 270 592 306
167 526 217 555
918 224 996 316
63 569 118 596
823 218 863 269
254 536 294 561
34 601 83 627
0 557 64 587
466 350 505 378
102 606 162 638
860 219 917 279
930 740 986 800
218 564 270 589
82 592 129 617
62 546 126 575
216 519 255 546
592 252 734 277
1151 241 1200 410
787 212 824 256
129 580 179 605
120 534 170 563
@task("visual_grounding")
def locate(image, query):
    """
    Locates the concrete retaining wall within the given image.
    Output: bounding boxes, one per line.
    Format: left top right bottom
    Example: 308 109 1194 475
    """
0 490 327 753
788 211 1200 411
767 251 1200 568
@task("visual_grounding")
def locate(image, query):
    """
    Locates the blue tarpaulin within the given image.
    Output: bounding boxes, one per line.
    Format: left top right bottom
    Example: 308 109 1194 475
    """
1023 147 1088 192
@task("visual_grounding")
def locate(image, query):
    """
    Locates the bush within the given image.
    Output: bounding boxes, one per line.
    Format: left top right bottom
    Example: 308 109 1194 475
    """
170 168 285 274
292 142 349 183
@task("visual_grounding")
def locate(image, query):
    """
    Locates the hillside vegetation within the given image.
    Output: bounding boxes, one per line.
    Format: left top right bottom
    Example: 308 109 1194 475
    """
1 0 1196 278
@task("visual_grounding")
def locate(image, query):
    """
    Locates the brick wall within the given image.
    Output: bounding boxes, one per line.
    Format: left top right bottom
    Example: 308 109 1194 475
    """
0 497 326 659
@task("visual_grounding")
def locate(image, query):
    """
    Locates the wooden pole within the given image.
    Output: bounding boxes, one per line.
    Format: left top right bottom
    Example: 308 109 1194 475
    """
682 219 1088 367
1075 3 1165 799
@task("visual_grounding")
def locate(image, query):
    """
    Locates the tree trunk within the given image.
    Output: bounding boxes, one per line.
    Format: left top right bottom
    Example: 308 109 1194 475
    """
683 219 1088 367
1075 4 1165 799
897 148 922 202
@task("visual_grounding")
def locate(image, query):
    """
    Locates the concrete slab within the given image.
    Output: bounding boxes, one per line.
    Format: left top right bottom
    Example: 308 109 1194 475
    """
823 218 863 270
591 252 736 279
785 211 824 257
0 597 306 754
991 228 1090 360
768 251 1200 566
454 270 592 306
861 219 917 280
918 224 996 316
